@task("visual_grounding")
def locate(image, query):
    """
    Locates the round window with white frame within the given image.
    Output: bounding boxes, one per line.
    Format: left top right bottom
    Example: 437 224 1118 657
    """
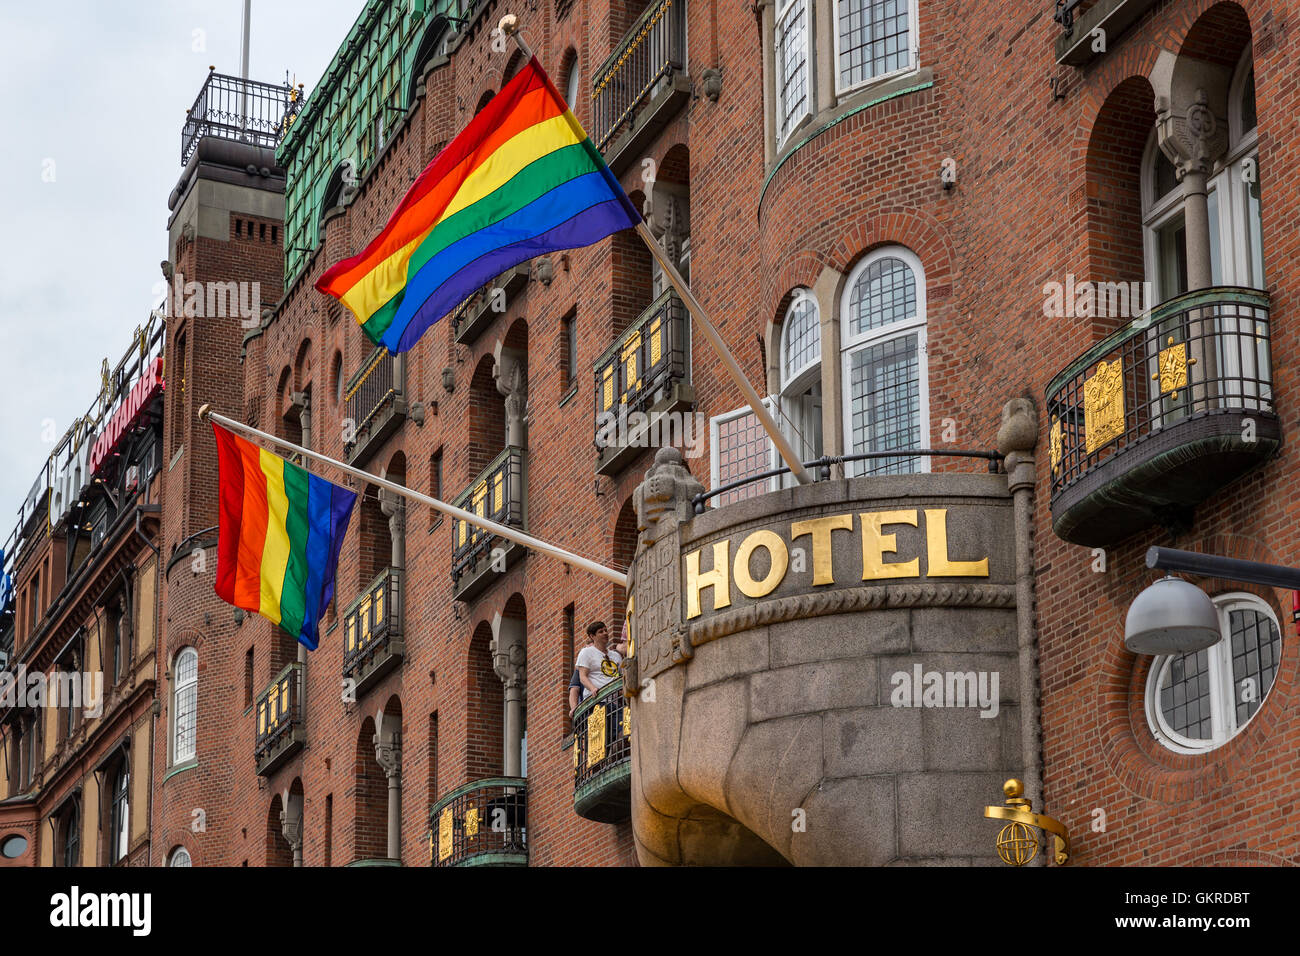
1145 592 1281 754
778 289 823 473
840 247 927 477
169 845 192 867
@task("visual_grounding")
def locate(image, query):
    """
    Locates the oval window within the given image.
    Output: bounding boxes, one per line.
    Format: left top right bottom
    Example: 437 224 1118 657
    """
1 834 28 858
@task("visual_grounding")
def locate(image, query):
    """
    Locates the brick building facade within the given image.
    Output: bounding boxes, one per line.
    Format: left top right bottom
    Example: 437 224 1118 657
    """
4 0 1297 868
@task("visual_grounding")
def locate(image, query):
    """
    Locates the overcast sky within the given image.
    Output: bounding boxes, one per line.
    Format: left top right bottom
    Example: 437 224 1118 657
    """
0 0 363 534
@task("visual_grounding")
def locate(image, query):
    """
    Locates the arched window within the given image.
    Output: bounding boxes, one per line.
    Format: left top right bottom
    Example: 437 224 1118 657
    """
1142 49 1262 297
563 51 581 109
840 248 927 475
775 0 811 146
169 845 193 867
60 800 80 867
110 763 130 862
332 352 345 407
1146 592 1281 754
779 291 823 468
172 647 198 764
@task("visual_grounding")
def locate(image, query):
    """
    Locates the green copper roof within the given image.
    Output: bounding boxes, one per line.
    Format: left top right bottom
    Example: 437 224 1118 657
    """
277 0 473 285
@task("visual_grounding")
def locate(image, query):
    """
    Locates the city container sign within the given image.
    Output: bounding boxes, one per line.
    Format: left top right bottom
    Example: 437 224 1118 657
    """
88 356 165 477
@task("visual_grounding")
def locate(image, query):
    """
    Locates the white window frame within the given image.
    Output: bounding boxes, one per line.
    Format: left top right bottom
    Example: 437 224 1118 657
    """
172 647 198 765
564 55 581 110
839 246 929 475
833 0 920 98
169 845 192 867
775 0 813 147
779 290 823 478
1145 592 1281 755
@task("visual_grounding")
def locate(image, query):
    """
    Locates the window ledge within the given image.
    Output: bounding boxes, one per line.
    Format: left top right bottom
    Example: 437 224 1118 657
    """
163 760 198 783
764 68 934 213
558 384 580 409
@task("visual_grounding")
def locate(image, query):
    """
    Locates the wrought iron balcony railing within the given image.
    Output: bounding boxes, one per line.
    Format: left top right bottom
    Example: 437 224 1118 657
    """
343 347 407 465
429 777 527 867
451 447 526 592
255 662 304 776
594 288 689 440
572 677 632 823
342 567 403 696
591 0 687 151
182 69 303 165
1046 287 1279 546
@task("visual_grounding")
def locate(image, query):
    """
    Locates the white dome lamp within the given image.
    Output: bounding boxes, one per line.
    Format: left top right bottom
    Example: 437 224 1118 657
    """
1124 575 1221 655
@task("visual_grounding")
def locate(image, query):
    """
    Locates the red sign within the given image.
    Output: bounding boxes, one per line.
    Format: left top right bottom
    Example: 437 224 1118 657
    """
89 357 165 476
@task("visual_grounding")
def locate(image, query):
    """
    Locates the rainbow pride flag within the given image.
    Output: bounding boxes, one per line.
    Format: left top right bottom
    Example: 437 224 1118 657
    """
316 55 641 353
212 422 357 650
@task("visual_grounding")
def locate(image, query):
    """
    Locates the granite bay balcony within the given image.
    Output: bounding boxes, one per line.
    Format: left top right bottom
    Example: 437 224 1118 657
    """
594 288 693 476
591 0 690 173
429 777 527 867
1046 287 1279 547
255 662 304 777
451 447 526 602
572 677 631 823
342 567 403 698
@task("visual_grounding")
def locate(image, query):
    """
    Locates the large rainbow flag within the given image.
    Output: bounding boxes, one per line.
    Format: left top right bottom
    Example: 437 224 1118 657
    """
212 422 357 650
316 55 641 353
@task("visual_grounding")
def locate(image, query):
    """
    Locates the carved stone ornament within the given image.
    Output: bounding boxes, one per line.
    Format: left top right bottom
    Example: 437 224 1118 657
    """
634 447 705 543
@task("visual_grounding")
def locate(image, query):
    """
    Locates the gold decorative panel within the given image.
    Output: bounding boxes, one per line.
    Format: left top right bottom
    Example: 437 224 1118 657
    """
464 807 479 839
1049 416 1062 476
1152 336 1194 399
1084 359 1125 453
587 704 607 767
438 807 453 862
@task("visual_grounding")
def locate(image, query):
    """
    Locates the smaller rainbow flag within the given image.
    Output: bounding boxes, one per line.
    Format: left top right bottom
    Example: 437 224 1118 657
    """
316 55 641 354
212 422 357 650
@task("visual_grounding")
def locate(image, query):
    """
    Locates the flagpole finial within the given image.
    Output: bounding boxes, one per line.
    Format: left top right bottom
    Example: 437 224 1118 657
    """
498 13 519 35
198 403 213 423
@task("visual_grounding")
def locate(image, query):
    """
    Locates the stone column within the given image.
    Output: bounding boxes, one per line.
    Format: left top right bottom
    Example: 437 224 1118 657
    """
373 717 402 862
997 398 1044 866
493 350 528 449
291 390 312 450
279 789 303 867
490 614 527 777
379 488 406 572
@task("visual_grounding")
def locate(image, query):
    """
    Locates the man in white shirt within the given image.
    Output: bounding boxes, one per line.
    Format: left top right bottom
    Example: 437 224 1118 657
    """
576 620 624 697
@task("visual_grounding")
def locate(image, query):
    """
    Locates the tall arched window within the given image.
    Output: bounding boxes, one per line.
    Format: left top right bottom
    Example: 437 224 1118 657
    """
172 647 198 765
840 248 927 475
1142 49 1262 297
110 763 130 862
60 800 80 867
779 290 822 468
563 50 581 109
169 845 193 867
1146 592 1281 754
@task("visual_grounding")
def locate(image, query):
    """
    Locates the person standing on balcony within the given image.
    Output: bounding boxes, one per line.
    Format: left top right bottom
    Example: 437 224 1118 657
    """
577 620 624 698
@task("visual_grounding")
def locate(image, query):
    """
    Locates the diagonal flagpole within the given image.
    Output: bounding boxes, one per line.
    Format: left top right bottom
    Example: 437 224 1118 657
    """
198 405 629 587
499 14 812 485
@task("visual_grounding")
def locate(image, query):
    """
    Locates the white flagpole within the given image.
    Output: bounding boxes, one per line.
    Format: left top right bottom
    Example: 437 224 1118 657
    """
498 13 812 485
199 405 629 587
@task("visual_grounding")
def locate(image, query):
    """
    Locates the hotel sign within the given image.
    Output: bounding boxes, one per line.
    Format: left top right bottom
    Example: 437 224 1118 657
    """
684 508 996 621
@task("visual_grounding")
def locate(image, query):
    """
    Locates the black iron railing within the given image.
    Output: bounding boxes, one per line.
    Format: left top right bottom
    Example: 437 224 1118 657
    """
182 69 303 165
429 777 527 867
451 448 526 586
572 678 630 788
692 450 1004 514
254 662 302 766
591 0 687 150
342 567 402 680
1045 287 1272 500
344 348 400 438
593 289 689 445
